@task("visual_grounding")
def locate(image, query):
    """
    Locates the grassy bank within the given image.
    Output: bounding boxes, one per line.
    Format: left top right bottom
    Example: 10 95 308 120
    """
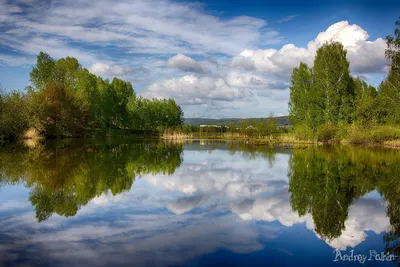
162 124 400 149
161 131 315 147
290 124 400 148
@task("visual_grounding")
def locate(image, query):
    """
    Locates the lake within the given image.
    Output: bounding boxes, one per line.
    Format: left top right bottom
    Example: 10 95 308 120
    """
0 139 399 266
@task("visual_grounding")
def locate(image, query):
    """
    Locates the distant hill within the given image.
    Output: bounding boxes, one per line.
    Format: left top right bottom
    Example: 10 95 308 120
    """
184 116 290 127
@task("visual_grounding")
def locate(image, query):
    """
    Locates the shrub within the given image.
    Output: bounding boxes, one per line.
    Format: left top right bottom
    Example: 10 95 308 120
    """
293 124 314 140
316 122 338 143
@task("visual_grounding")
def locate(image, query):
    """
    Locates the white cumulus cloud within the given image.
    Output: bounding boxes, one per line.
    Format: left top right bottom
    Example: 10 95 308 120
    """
231 21 386 76
166 54 209 73
141 74 248 105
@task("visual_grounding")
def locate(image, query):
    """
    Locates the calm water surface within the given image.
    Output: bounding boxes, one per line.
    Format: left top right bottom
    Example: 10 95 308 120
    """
0 139 399 266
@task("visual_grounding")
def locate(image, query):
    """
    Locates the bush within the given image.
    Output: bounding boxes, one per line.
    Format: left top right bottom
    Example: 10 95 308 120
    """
316 122 338 143
0 91 29 140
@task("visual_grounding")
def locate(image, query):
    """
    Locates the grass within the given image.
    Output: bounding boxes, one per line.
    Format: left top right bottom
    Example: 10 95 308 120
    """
168 124 400 149
343 125 400 145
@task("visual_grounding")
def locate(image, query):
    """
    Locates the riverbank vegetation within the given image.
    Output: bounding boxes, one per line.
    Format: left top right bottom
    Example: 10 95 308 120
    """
0 52 183 141
289 17 400 145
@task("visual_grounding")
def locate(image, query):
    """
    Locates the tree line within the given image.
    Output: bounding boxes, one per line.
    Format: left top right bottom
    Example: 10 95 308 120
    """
0 52 184 140
289 17 400 142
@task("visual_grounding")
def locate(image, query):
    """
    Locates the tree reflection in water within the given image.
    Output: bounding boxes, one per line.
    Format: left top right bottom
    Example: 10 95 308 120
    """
1 141 400 264
288 146 400 264
0 139 183 222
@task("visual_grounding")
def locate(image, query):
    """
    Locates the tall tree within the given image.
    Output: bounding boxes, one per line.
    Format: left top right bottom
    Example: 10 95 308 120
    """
289 62 317 130
313 42 353 124
30 52 56 90
380 17 400 123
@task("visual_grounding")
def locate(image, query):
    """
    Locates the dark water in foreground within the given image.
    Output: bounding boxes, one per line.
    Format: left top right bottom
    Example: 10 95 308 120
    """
0 139 399 267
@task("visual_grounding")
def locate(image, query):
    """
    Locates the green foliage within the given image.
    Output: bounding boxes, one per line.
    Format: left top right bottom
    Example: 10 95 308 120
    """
289 62 316 128
352 78 378 125
293 124 314 140
314 42 353 124
315 122 338 142
30 52 56 90
261 113 278 135
0 90 29 140
127 96 183 132
289 42 354 137
381 16 400 124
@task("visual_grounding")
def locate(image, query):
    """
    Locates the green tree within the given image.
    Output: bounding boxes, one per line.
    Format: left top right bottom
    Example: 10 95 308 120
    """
352 77 378 125
379 17 400 123
313 42 353 124
30 52 56 90
289 62 316 130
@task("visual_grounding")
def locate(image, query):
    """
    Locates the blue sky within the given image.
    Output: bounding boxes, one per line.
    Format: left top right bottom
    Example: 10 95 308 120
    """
0 0 399 118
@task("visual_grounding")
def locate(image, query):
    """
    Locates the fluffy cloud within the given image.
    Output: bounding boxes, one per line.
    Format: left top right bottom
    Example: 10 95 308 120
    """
89 62 149 77
141 69 289 104
141 74 248 105
308 21 386 74
232 189 390 251
231 21 386 76
166 195 205 215
166 54 209 73
0 212 264 267
224 71 289 90
229 55 256 71
324 198 390 250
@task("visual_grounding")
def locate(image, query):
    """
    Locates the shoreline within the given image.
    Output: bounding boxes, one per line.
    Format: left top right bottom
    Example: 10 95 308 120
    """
161 133 400 149
3 130 400 150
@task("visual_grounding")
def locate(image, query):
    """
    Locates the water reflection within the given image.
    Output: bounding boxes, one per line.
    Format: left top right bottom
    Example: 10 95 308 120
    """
0 139 183 221
0 140 399 266
289 146 400 260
